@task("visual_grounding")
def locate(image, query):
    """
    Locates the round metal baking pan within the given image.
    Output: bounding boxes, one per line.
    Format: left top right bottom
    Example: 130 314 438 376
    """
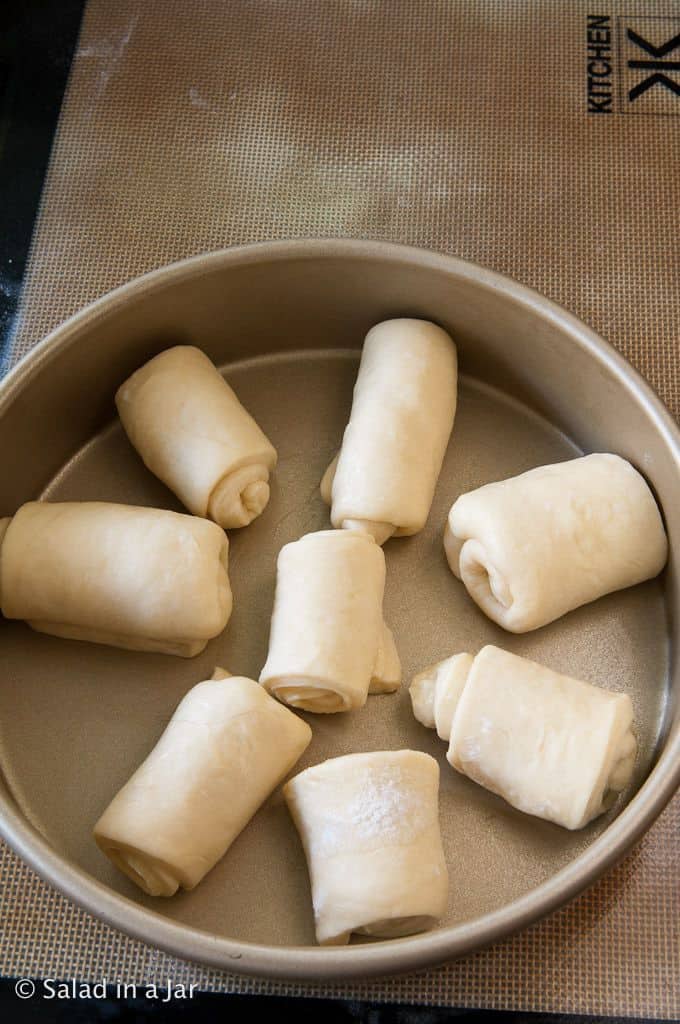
0 239 678 979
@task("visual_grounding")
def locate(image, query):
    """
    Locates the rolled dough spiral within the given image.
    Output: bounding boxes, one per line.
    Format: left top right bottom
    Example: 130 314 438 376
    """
116 346 277 529
410 645 637 830
445 453 667 632
321 319 458 544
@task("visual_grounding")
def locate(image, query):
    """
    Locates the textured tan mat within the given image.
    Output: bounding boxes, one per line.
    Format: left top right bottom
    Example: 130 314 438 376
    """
2 0 679 1016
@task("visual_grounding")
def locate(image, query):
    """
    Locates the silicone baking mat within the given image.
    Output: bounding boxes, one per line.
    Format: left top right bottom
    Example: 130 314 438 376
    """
1 0 679 1017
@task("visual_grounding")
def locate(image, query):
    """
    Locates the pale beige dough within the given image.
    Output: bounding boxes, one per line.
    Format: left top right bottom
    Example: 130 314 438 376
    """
321 318 458 544
210 665 232 680
94 673 312 896
116 346 277 529
410 645 637 830
259 530 400 713
284 750 448 945
445 453 668 632
0 501 232 657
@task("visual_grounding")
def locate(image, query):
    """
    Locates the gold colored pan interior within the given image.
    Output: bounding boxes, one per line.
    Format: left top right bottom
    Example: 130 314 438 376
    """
0 240 677 978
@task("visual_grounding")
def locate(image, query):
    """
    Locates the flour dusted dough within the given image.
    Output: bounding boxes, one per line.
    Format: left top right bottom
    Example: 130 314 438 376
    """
0 501 232 657
445 453 668 632
321 319 458 544
94 673 312 896
284 750 448 945
116 346 277 529
410 646 637 830
259 530 400 712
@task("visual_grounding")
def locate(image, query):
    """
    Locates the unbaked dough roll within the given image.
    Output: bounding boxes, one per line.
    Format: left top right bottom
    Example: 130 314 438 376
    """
116 346 277 529
0 501 232 657
410 653 474 740
321 319 458 544
410 646 637 830
259 530 400 713
284 750 448 945
445 453 668 632
95 673 312 896
369 621 402 695
210 665 232 680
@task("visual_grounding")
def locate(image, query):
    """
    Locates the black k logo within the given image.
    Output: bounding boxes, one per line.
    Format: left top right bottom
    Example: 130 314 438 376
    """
626 28 680 101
